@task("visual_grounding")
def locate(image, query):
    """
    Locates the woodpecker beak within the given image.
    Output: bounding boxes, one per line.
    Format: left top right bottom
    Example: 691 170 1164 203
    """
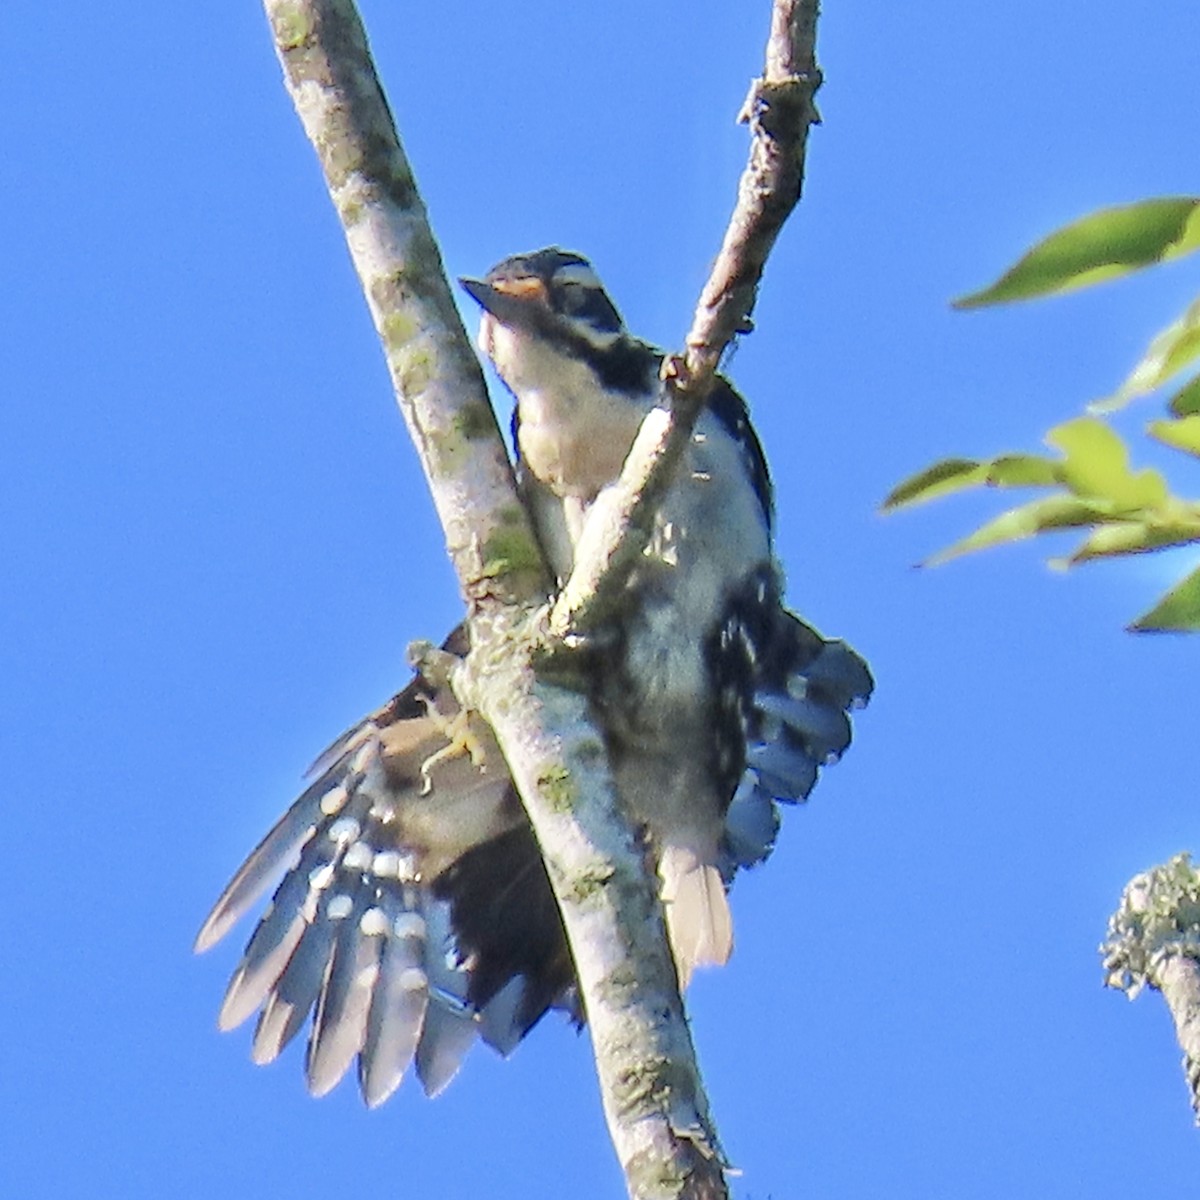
459 276 548 327
458 276 495 309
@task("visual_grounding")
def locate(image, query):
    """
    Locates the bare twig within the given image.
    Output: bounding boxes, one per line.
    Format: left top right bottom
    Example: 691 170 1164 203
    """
1102 853 1200 1120
259 1 727 1195
551 0 822 638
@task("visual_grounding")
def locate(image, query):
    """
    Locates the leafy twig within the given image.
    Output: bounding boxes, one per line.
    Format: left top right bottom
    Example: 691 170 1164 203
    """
885 195 1200 631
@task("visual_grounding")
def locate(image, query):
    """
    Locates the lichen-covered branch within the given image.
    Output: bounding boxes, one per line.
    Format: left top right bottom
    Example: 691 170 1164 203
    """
261 0 546 608
260 1 727 1195
1102 853 1200 1120
552 0 822 638
449 616 730 1198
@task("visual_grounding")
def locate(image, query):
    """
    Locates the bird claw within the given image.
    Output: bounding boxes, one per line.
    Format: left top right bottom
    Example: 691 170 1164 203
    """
417 698 487 794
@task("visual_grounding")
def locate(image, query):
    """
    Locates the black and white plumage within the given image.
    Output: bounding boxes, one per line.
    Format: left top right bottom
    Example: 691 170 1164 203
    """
196 248 871 1106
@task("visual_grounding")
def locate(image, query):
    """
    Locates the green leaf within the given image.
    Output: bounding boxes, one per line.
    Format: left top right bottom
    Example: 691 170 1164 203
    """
1093 297 1200 411
882 454 1060 510
1130 565 1200 632
1148 414 1200 459
882 459 987 509
1062 519 1200 564
954 197 1200 308
1045 417 1168 510
1168 374 1200 417
927 494 1112 565
986 454 1061 487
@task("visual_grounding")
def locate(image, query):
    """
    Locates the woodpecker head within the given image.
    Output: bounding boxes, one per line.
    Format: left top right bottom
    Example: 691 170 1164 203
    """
460 247 661 404
460 249 630 384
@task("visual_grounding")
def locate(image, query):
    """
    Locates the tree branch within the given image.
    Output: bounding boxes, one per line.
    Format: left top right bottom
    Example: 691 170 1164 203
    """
445 616 731 1198
260 0 821 1192
551 0 822 638
260 0 548 609
1102 853 1200 1121
260 1 729 1194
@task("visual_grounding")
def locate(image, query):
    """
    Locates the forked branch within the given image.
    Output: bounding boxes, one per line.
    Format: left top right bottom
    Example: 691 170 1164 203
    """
257 2 820 1195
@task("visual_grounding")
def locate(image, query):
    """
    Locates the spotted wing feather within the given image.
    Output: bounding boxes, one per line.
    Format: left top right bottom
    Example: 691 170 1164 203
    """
197 658 573 1104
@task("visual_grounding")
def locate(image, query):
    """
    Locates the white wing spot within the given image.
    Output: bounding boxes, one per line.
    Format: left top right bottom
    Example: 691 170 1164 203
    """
343 841 373 871
327 817 361 844
392 912 427 941
320 785 349 815
359 907 388 935
327 894 354 920
371 850 404 879
398 967 429 992
308 863 335 890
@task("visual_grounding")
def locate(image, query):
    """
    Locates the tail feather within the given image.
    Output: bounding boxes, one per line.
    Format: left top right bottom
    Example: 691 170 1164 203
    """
659 846 733 987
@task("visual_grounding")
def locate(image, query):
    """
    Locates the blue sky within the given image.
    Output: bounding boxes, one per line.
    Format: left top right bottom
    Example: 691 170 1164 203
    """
4 1 1199 1196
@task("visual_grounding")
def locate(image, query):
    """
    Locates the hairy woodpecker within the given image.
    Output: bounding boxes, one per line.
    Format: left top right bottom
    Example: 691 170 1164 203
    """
196 248 872 1107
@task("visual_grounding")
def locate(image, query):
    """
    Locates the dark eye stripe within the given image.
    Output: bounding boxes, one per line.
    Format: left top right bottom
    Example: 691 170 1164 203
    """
554 285 622 333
